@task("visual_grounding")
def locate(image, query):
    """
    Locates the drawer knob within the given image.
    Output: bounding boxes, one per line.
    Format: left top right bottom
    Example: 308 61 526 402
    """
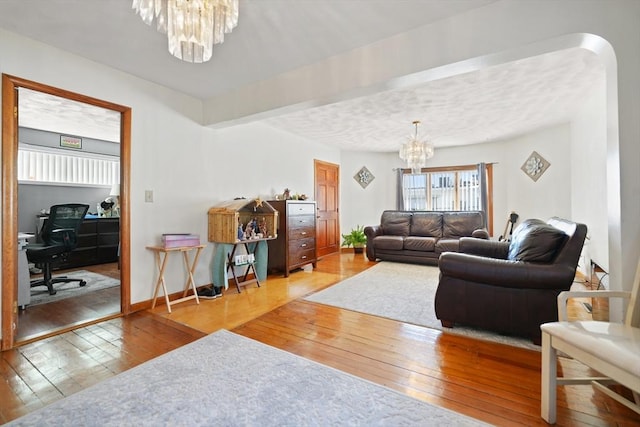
301 243 307 247
301 231 307 235
301 255 307 259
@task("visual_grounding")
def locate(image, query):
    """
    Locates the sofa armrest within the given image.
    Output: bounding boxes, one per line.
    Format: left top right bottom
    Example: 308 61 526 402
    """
459 237 509 259
364 225 382 261
364 225 382 239
471 228 490 239
439 252 576 290
557 290 631 321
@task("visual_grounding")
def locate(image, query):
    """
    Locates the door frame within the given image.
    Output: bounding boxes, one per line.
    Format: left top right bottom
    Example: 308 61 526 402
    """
1 74 131 350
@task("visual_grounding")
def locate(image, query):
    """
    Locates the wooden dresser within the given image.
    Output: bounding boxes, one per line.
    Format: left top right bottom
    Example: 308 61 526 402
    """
267 200 317 277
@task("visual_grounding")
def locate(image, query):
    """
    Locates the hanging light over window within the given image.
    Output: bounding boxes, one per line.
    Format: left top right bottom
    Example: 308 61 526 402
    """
132 0 239 63
399 120 435 173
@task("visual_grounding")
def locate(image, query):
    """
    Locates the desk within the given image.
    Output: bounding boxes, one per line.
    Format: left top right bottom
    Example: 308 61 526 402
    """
146 244 205 313
37 216 119 269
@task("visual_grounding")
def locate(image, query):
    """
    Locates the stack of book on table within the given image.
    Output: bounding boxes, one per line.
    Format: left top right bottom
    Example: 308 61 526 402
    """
161 233 201 248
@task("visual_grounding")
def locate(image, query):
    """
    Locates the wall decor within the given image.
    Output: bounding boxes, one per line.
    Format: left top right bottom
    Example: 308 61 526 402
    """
354 166 375 189
60 135 82 149
521 151 550 182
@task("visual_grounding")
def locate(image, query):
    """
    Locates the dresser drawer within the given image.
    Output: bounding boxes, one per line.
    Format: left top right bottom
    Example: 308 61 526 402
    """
288 215 315 230
288 203 315 216
289 237 315 253
289 247 316 266
289 226 315 240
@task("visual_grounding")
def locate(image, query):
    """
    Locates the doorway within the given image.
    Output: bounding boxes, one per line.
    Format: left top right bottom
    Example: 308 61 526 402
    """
1 74 131 350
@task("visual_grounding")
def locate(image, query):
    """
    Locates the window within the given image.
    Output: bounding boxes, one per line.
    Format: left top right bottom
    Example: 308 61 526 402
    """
401 164 493 231
18 143 119 187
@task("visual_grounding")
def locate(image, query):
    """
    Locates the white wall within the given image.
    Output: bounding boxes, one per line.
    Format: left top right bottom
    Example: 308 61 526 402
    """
571 79 609 272
131 121 341 303
0 30 341 318
339 151 398 236
339 125 576 240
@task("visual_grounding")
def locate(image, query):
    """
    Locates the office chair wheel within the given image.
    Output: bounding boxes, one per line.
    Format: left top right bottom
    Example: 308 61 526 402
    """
79 280 87 287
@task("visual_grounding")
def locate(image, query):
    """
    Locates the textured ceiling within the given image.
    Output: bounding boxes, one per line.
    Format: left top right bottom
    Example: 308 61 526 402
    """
1 1 604 151
264 48 605 151
19 88 121 143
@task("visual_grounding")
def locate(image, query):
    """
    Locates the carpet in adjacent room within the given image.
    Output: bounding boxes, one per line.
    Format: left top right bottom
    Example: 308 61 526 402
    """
29 270 120 306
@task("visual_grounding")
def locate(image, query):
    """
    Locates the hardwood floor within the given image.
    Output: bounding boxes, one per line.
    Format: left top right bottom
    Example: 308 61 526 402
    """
1 253 637 425
16 263 121 343
0 312 205 423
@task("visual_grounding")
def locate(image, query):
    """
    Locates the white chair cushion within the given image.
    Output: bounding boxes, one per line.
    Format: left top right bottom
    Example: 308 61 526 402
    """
541 321 640 379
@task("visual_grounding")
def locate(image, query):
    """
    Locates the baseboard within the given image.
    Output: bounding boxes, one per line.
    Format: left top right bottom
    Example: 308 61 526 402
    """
129 275 256 313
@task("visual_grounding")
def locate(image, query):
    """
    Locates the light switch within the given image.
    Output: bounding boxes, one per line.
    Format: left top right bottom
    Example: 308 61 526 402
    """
145 190 153 203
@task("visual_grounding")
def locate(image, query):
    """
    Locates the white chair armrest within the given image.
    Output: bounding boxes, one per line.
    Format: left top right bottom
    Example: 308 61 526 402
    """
557 290 631 321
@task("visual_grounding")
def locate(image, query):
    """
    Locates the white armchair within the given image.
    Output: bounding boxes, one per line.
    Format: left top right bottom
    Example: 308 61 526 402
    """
540 260 640 424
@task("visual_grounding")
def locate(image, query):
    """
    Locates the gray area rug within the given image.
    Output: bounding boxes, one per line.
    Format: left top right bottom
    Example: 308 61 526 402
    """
304 261 539 350
7 330 487 426
29 270 120 306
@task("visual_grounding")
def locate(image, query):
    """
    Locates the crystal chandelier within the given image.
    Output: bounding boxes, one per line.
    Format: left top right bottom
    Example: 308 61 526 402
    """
132 0 239 63
399 120 435 173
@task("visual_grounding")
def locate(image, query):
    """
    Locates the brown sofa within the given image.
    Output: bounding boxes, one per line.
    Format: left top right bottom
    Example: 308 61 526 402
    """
435 217 587 344
364 211 489 265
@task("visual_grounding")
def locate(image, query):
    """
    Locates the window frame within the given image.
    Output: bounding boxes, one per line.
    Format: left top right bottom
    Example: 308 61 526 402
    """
401 163 493 235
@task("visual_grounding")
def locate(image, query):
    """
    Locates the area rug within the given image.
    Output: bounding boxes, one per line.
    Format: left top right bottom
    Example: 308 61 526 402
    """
304 261 540 350
7 330 487 426
29 270 120 306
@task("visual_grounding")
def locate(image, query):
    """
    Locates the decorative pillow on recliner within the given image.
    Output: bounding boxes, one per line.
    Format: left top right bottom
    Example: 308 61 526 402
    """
508 219 568 263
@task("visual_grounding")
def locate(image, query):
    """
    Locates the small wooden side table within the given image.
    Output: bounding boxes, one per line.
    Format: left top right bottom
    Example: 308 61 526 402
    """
146 244 205 313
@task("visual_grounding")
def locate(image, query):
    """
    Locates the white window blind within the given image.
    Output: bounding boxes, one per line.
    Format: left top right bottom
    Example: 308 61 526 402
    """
402 168 481 211
18 144 119 187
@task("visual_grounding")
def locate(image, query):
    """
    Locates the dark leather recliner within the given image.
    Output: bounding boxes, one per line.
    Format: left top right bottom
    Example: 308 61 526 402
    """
435 217 588 344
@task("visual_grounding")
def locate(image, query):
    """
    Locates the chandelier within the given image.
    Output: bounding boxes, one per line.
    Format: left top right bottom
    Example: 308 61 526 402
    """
132 0 239 63
399 120 435 173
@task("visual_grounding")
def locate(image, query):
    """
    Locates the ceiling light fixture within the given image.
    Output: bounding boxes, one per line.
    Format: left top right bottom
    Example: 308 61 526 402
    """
132 0 239 63
399 120 434 173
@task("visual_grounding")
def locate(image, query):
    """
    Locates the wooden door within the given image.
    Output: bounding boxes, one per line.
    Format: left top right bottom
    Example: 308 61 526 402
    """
314 160 340 258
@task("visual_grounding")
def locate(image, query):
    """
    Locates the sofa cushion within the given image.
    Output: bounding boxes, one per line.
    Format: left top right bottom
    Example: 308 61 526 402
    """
436 239 460 254
410 212 443 237
373 235 405 251
443 212 484 238
404 236 437 252
380 211 412 236
508 219 568 263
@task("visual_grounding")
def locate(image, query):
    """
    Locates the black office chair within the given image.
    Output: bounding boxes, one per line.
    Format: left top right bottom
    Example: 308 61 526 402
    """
27 203 90 295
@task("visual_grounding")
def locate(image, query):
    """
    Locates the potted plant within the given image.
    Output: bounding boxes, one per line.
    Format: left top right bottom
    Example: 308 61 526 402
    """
341 225 367 254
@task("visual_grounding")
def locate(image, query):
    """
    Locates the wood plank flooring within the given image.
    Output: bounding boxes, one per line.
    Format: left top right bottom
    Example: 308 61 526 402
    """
16 263 121 343
1 312 205 423
2 253 638 426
